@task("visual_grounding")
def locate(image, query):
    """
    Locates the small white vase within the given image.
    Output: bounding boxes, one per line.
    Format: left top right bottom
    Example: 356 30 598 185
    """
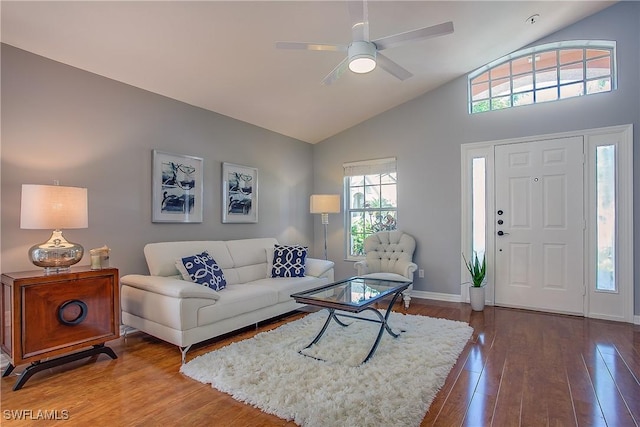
469 285 485 311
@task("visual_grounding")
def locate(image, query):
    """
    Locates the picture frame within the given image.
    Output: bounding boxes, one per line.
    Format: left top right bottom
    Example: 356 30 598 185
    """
152 150 203 223
222 162 258 223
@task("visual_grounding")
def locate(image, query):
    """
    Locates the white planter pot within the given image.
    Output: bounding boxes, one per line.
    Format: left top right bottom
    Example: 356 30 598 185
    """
469 286 486 311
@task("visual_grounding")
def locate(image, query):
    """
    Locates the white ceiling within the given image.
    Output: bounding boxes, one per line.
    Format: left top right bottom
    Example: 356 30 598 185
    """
1 1 615 144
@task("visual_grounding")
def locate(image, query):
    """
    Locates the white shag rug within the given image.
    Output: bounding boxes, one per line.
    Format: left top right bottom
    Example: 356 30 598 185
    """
180 310 472 427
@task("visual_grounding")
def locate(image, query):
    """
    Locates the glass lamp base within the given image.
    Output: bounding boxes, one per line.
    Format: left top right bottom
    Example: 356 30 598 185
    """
28 230 84 273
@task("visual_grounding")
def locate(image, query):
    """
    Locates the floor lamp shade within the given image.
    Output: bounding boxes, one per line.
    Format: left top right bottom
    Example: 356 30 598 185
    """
21 184 88 273
310 194 340 260
310 195 341 217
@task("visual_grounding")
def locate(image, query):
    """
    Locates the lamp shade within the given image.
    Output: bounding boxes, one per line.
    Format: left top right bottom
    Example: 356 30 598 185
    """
21 184 88 230
310 194 341 214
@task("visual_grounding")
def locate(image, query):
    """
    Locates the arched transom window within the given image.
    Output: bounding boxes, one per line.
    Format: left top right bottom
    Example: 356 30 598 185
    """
469 40 616 113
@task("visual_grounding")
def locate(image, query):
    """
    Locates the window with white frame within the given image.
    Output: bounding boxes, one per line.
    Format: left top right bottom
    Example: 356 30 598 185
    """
344 157 397 258
469 40 616 113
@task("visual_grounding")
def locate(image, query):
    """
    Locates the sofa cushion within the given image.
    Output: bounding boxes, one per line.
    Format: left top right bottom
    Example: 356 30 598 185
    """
271 245 307 277
253 276 328 303
176 251 227 291
197 284 278 326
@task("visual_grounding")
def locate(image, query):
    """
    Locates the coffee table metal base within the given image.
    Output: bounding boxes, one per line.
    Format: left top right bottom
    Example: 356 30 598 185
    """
299 289 405 365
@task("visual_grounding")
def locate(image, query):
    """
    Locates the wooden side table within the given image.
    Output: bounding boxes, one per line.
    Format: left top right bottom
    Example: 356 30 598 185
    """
1 266 120 390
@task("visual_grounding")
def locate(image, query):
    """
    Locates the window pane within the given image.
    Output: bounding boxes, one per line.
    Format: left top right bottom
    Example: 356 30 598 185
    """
491 96 511 110
490 77 510 97
559 48 584 65
349 211 366 256
586 57 611 79
350 188 365 208
511 56 532 75
380 172 397 185
586 77 611 94
535 69 558 89
560 82 584 99
512 73 533 93
472 71 489 84
350 175 364 186
380 184 397 208
560 63 583 83
586 49 610 59
490 62 510 79
536 51 557 69
535 87 558 102
364 185 381 207
472 82 490 101
471 101 490 113
513 91 534 106
472 158 486 258
596 145 616 291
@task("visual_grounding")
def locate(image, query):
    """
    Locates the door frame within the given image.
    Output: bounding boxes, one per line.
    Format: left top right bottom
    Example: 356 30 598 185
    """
461 124 634 323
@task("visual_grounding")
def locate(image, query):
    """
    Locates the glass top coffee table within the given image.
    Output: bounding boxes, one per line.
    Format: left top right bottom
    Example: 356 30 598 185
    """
291 276 412 364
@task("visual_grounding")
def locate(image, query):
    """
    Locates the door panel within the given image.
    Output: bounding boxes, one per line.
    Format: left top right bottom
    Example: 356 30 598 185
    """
495 136 584 314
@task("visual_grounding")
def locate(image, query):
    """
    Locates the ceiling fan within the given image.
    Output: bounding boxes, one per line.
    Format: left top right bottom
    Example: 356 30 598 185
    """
275 0 454 85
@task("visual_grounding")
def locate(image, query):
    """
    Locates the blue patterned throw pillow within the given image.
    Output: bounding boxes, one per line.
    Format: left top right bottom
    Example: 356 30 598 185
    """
271 244 307 278
177 251 227 291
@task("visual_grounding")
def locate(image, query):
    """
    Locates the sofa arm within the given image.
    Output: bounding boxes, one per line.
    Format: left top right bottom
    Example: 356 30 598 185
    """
354 260 369 276
393 260 418 280
120 274 220 300
306 258 334 278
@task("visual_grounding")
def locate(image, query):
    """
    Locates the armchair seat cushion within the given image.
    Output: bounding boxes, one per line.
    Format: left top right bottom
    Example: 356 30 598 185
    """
358 272 410 282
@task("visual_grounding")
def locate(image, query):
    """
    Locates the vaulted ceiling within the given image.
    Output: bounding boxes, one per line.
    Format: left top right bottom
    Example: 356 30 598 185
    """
1 1 615 143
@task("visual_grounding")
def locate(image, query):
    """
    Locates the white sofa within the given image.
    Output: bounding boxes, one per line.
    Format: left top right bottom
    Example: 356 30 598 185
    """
120 238 334 363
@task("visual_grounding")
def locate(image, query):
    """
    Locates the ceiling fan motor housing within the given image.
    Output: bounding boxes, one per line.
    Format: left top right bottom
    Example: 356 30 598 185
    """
348 41 377 73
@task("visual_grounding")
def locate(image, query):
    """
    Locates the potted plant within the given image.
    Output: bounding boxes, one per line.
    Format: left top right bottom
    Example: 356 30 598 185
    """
463 252 486 311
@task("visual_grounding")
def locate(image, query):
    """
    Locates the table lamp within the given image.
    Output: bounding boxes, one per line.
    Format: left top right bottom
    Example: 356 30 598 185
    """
20 183 88 273
310 194 341 260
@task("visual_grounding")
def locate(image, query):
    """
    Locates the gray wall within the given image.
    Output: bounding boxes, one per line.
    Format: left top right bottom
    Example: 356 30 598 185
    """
1 45 315 276
313 2 640 313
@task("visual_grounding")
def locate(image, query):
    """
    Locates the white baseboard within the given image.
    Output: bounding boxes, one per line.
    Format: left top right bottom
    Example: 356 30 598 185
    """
634 315 640 325
411 290 462 303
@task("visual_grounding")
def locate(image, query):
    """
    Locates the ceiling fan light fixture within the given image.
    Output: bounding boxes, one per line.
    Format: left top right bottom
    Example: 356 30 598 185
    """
348 41 377 73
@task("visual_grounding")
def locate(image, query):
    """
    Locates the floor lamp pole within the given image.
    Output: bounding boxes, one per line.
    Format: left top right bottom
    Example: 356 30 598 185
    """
321 213 329 260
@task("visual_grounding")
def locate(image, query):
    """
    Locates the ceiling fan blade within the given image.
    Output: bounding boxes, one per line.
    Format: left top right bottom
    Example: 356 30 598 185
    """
322 57 350 85
275 41 347 52
348 0 370 41
376 53 413 81
373 21 454 51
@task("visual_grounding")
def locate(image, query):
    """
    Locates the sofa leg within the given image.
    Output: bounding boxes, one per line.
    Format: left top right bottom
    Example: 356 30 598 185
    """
180 345 192 365
403 292 411 309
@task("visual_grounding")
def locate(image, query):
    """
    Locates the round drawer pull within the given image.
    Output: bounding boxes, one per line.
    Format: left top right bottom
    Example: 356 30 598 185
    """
57 300 88 326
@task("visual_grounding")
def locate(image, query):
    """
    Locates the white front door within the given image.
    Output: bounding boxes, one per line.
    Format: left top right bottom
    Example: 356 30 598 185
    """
494 136 585 314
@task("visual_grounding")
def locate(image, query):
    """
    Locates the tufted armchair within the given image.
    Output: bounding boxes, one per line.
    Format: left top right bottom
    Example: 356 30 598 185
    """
354 230 418 308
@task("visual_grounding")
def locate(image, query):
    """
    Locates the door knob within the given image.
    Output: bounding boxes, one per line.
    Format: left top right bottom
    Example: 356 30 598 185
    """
497 231 510 236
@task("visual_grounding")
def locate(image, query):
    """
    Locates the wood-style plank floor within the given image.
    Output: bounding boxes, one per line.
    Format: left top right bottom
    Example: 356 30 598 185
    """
2 299 639 426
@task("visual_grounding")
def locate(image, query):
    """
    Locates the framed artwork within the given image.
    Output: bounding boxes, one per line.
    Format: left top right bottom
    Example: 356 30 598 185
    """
222 162 258 223
152 150 203 223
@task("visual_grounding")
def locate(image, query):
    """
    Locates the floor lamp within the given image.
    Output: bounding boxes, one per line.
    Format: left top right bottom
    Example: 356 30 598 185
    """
310 194 341 260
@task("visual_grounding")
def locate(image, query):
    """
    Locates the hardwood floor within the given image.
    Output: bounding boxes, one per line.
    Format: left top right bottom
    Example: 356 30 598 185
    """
2 299 639 426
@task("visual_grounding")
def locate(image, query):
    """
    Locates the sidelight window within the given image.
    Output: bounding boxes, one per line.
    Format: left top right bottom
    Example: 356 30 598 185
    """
595 145 616 291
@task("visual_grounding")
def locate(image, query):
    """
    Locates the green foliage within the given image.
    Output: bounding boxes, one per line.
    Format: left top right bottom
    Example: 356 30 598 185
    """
462 252 486 287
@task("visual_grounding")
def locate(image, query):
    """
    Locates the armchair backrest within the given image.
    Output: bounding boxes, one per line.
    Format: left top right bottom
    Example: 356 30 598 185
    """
362 231 416 274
